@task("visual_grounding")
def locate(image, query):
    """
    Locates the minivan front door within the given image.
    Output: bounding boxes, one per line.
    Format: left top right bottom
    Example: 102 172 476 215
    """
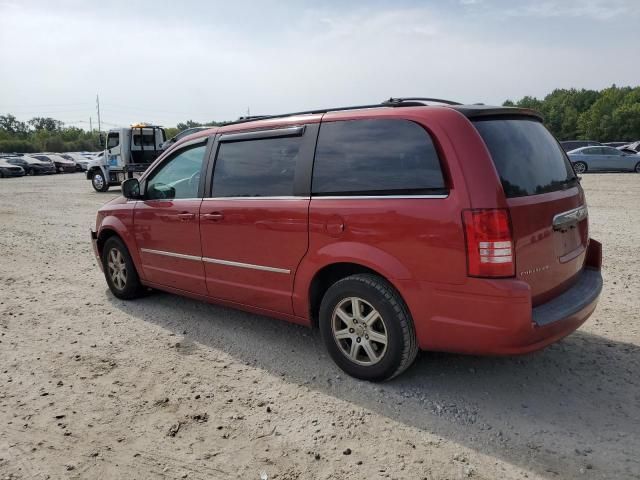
134 141 209 295
199 126 315 315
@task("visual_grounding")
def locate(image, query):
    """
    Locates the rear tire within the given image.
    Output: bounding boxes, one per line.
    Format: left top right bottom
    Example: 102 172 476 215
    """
319 274 418 382
101 236 143 300
635 162 640 173
573 162 587 174
91 170 110 192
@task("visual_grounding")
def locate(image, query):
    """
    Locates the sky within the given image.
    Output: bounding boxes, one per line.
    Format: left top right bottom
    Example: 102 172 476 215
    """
1 0 639 129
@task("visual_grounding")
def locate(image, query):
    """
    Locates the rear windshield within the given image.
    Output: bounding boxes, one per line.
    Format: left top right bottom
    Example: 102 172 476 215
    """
473 118 577 198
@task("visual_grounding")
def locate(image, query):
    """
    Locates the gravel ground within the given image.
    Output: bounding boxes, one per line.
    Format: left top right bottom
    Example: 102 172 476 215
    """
0 173 639 480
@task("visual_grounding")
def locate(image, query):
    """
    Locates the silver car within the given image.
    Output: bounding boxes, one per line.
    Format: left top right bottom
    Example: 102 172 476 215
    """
567 146 640 173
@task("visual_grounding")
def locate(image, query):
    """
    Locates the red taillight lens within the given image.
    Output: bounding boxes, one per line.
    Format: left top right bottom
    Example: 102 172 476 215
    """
462 209 514 278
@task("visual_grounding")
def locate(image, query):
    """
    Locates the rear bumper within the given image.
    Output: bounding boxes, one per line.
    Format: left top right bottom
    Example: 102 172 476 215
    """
409 239 603 355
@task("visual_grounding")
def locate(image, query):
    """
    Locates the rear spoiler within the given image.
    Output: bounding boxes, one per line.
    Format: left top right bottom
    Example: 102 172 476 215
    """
451 105 543 122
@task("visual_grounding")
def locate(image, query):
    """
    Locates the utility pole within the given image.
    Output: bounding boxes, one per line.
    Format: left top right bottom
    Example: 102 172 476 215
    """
96 94 102 135
89 117 93 132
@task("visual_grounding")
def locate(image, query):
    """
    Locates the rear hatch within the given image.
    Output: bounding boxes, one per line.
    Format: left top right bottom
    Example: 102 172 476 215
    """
473 117 587 306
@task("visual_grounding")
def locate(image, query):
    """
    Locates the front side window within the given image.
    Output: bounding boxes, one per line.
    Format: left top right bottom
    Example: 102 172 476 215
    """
107 132 119 149
211 136 302 197
146 144 206 200
312 119 446 196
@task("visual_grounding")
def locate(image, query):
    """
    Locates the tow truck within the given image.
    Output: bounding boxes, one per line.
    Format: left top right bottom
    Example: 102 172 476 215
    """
86 123 166 192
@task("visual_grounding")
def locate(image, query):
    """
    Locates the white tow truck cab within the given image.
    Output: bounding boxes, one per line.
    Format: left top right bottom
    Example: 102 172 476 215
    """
86 123 166 192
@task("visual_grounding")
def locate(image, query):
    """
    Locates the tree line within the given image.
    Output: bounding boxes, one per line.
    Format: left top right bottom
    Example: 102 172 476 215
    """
503 85 640 141
1 85 639 153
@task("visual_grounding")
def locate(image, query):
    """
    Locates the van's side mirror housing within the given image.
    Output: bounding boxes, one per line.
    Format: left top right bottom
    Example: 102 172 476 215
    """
122 178 141 199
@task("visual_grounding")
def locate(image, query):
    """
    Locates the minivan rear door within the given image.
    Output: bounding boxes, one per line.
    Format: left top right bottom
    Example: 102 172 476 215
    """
473 118 588 306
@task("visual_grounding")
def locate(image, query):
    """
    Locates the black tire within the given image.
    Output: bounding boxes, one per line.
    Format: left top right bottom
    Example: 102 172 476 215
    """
635 162 640 173
27 168 34 176
101 236 143 300
319 273 418 382
91 170 110 192
573 161 587 174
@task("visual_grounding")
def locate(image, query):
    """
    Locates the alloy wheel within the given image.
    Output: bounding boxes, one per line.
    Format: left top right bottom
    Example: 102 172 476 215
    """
107 248 127 290
331 297 388 366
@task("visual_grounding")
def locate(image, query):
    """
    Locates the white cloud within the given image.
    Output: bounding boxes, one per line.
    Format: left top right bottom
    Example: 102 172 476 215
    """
0 1 638 127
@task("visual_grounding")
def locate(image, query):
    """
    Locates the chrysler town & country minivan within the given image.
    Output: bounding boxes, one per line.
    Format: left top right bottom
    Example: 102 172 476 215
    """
91 98 603 381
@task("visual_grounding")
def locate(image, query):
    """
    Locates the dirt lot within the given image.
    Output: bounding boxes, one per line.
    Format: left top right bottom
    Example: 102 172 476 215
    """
0 173 638 480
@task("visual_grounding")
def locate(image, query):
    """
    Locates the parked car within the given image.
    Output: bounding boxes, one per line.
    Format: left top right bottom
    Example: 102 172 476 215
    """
0 159 25 177
567 146 640 173
617 146 638 155
559 140 601 152
91 98 602 381
24 155 58 174
602 141 629 148
622 140 640 153
0 155 56 175
160 127 210 151
31 154 76 173
60 153 89 171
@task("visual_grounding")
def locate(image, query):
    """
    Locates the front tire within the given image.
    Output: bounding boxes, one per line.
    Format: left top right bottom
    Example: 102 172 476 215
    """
101 236 143 299
635 162 640 173
319 274 418 382
573 161 587 174
91 170 110 192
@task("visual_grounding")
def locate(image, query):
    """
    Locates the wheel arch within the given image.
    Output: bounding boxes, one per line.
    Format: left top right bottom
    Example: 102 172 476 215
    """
305 261 411 329
97 222 144 280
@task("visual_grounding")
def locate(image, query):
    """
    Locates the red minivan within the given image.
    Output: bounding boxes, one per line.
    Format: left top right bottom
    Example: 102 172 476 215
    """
91 98 602 381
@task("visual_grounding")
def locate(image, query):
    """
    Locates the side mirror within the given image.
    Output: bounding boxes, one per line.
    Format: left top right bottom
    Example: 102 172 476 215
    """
122 178 141 199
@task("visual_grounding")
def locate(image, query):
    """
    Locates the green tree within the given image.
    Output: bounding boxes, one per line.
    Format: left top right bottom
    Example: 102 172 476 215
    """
0 114 29 136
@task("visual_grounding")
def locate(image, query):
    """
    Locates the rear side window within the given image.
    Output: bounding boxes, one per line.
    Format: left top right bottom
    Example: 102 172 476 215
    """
473 119 577 198
212 136 302 197
312 119 446 196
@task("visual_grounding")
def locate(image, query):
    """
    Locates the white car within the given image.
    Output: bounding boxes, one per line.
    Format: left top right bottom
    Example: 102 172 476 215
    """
61 153 90 171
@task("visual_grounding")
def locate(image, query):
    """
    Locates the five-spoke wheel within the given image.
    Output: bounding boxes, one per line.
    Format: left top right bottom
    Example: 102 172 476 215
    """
101 236 143 299
319 274 418 381
332 297 388 366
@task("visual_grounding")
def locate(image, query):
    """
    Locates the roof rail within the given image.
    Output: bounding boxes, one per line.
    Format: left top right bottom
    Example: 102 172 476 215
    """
382 97 462 106
220 97 462 126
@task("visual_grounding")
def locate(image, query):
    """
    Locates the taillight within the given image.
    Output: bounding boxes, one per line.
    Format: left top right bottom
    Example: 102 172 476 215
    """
462 209 514 278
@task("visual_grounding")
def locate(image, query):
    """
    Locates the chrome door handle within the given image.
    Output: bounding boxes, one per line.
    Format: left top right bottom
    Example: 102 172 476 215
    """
177 212 195 221
202 212 224 221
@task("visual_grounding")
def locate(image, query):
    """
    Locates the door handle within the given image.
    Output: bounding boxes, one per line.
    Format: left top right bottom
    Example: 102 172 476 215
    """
202 212 224 221
177 212 195 221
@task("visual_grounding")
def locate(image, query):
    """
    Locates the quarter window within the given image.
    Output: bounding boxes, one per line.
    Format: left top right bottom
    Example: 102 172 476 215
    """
145 144 206 200
211 136 302 197
312 119 445 196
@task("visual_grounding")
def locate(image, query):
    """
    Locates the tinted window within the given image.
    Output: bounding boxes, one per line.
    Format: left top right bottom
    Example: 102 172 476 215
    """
473 119 577 198
312 119 445 195
146 144 206 200
212 136 301 197
581 148 598 155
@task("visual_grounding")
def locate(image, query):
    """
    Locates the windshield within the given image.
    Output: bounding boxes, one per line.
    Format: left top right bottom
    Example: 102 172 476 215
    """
473 118 577 198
